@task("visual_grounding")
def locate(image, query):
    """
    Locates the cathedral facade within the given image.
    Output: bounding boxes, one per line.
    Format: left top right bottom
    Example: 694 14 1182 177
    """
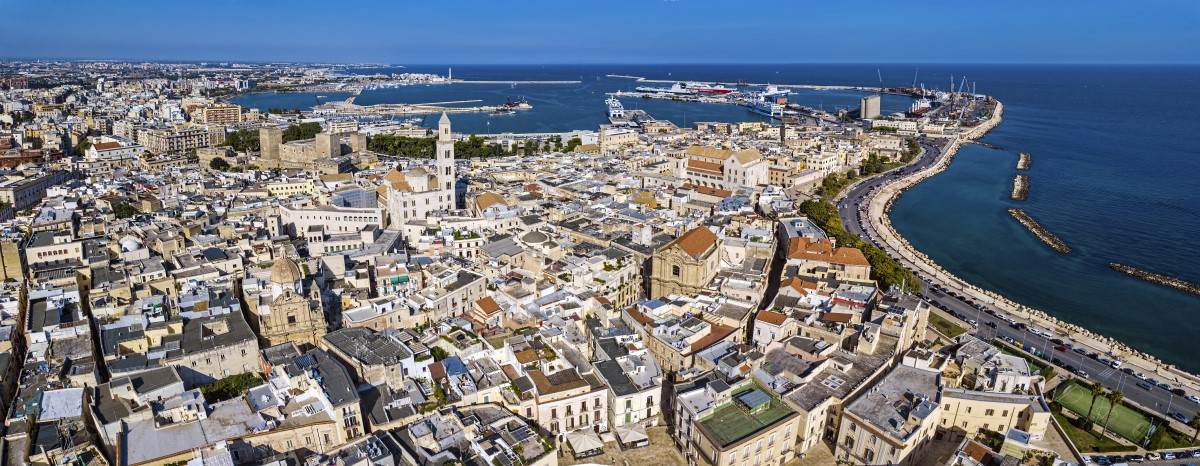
384 112 458 228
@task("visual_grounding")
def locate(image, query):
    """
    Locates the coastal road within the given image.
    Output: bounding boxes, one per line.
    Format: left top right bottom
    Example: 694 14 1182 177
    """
835 138 1200 432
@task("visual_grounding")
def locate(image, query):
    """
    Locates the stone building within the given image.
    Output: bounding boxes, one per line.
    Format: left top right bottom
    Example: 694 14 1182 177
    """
650 226 720 299
384 113 457 230
242 257 327 348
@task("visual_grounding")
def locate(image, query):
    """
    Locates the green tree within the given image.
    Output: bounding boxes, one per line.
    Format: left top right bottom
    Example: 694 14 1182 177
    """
430 346 449 361
75 138 92 156
368 134 436 158
281 122 322 142
1188 416 1200 444
200 373 262 403
209 156 231 171
223 129 260 152
1103 390 1123 435
1087 384 1105 421
564 136 582 152
797 199 919 293
113 202 138 219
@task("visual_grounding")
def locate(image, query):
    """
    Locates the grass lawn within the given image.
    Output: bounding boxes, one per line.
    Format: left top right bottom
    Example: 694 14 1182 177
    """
929 312 966 338
1148 424 1200 450
1053 412 1135 453
1055 380 1152 444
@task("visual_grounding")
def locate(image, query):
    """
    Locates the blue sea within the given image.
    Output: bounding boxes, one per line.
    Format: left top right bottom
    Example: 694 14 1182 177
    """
238 64 1200 371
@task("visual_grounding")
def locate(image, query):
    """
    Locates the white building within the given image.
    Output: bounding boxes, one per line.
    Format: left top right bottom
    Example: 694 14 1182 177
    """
385 113 457 233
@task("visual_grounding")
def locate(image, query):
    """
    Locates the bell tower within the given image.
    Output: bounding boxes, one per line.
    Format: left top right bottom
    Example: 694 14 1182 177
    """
436 112 456 208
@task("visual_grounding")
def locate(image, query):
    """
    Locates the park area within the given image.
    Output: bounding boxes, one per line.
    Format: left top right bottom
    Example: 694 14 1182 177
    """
1054 380 1151 444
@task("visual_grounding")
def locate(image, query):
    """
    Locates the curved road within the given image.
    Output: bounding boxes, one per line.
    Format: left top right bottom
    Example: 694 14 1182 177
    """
835 138 1200 436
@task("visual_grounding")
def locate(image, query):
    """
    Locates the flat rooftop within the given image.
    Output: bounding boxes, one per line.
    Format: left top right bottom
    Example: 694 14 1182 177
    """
697 386 795 448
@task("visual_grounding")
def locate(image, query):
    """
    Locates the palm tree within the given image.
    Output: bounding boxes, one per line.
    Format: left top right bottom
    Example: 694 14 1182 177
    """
1189 416 1200 445
1087 384 1106 422
1103 391 1124 435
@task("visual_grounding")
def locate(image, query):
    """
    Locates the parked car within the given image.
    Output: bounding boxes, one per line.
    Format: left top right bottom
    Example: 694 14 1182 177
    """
1137 380 1154 390
1186 394 1200 404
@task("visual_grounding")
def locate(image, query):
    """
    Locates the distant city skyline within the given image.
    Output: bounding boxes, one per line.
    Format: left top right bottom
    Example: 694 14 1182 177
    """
2 0 1197 64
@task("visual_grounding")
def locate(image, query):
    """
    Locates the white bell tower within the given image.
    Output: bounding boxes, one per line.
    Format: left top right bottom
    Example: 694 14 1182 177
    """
436 112 456 208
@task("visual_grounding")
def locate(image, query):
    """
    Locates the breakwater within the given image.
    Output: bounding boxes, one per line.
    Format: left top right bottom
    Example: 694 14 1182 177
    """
1017 152 1031 170
1011 175 1029 200
1109 263 1200 296
1008 208 1070 253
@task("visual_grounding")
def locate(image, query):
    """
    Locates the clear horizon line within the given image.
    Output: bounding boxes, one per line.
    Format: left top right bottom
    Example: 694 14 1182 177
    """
2 56 1198 66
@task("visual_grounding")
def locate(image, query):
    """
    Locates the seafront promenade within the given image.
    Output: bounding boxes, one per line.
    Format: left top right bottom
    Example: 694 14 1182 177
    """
858 101 1200 399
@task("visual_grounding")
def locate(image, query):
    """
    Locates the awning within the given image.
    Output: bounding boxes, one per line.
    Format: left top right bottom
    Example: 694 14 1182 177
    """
565 430 605 459
615 423 649 448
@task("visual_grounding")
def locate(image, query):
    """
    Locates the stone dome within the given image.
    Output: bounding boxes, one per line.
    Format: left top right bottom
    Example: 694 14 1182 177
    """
270 257 303 285
521 231 548 244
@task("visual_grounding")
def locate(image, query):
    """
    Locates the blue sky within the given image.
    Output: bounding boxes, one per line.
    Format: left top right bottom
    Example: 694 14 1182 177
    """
2 0 1197 64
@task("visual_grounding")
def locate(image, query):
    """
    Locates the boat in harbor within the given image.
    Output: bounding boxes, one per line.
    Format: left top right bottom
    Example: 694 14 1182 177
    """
906 97 933 117
633 81 736 96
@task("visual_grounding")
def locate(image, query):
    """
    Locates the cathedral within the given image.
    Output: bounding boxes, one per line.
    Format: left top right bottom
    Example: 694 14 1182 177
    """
383 112 458 227
242 256 328 348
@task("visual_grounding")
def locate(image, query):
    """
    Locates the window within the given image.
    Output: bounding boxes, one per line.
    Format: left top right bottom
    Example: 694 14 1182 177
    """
984 409 995 416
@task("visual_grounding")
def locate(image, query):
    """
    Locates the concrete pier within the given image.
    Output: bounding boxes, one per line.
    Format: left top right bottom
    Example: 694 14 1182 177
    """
1008 208 1069 253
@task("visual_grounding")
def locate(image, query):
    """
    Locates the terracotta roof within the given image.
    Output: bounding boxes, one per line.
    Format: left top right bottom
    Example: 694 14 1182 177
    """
625 306 654 326
475 192 507 211
819 312 854 323
686 145 733 160
475 297 501 316
429 361 446 381
501 364 520 381
784 277 819 294
684 183 733 198
690 323 736 352
732 148 763 165
686 158 723 174
670 226 718 260
787 237 869 267
93 141 122 150
756 310 787 326
382 168 411 192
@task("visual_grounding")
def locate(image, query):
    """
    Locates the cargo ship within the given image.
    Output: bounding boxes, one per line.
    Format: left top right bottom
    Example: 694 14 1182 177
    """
634 81 736 95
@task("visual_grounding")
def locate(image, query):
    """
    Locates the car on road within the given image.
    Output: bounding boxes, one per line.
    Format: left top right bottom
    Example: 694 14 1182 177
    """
1110 360 1122 369
1137 380 1154 390
1075 368 1088 377
1186 394 1200 404
985 321 997 328
1158 382 1172 390
1074 347 1088 355
1171 388 1187 397
1055 345 1067 352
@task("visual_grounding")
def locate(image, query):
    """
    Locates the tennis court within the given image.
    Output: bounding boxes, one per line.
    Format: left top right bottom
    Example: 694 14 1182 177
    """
1055 380 1151 444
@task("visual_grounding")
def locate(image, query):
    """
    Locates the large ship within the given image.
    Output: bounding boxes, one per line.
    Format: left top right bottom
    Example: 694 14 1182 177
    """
906 97 933 117
683 82 736 95
606 96 626 121
634 81 736 95
635 82 692 95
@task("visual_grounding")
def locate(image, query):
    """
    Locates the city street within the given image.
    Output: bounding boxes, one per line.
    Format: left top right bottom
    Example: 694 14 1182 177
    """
835 139 1200 430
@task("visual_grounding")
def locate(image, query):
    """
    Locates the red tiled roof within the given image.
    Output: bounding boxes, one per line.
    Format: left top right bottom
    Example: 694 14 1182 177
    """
756 310 787 326
690 324 736 352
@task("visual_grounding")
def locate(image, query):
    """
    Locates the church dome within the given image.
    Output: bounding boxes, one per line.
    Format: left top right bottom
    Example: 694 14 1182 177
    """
270 257 303 285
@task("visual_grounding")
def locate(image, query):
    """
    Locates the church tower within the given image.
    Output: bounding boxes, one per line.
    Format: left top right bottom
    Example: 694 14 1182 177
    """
436 112 457 208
